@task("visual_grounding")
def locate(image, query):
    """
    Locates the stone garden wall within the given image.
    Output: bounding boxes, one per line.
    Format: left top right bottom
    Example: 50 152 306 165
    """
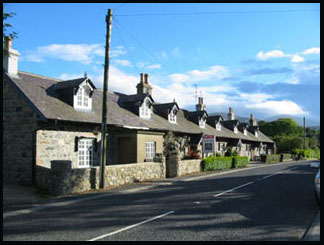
166 154 202 178
36 158 166 195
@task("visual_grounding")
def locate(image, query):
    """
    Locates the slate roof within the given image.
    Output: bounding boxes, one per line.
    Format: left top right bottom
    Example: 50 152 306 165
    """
206 115 223 127
55 77 96 90
4 70 273 144
153 102 179 119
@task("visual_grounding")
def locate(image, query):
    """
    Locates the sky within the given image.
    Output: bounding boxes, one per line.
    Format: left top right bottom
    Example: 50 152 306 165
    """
4 3 320 122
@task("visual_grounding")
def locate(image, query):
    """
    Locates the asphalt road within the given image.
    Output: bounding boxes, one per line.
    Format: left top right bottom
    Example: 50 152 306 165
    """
3 161 319 241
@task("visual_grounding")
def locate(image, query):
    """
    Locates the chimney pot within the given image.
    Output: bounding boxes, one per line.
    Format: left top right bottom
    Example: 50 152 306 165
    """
144 73 149 84
140 73 144 83
5 36 13 51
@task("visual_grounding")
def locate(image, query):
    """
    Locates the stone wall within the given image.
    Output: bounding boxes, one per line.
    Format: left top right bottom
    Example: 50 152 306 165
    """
166 154 202 178
3 75 39 184
35 159 166 195
178 159 202 177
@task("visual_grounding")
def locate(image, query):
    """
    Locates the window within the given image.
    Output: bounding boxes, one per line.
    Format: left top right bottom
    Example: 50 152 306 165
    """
78 138 93 168
216 122 221 131
140 98 151 119
74 85 92 110
199 118 206 128
168 109 177 123
255 131 258 137
146 142 156 160
234 126 238 134
244 129 247 135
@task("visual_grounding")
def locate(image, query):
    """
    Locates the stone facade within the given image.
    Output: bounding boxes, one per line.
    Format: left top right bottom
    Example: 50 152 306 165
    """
36 129 101 169
3 77 39 184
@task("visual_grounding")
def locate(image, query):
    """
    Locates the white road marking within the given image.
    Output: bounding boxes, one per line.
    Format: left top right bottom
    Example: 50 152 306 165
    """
87 211 175 241
214 181 254 197
262 171 282 180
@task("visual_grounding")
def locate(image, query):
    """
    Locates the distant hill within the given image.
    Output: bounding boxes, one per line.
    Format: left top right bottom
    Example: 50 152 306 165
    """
209 112 320 128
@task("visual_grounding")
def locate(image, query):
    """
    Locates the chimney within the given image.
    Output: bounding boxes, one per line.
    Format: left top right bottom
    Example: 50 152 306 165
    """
136 73 153 96
249 113 258 126
196 96 206 111
227 107 235 120
3 36 20 76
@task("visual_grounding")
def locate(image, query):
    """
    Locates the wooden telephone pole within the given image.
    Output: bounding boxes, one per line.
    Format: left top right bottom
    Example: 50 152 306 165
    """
99 9 112 189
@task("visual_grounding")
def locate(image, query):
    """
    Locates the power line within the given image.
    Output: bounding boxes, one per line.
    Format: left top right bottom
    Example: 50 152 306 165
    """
115 9 319 17
113 16 140 74
113 16 176 74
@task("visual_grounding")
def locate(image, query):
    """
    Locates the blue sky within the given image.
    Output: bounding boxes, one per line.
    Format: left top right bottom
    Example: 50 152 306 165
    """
4 3 320 122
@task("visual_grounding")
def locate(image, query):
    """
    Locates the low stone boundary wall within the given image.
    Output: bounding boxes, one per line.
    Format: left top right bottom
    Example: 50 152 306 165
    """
166 155 202 178
35 159 166 196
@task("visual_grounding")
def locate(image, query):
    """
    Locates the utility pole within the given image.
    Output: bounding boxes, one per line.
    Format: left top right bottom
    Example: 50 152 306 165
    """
99 9 112 189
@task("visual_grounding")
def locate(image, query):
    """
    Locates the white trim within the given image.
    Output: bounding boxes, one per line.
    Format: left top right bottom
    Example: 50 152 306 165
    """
199 118 206 128
216 122 221 131
73 84 92 110
139 97 151 119
145 141 156 160
168 108 177 124
234 126 238 134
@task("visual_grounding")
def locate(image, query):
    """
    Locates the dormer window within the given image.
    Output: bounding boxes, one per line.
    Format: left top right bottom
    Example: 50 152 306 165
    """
168 109 177 124
255 131 258 137
244 129 247 135
74 84 93 110
139 97 152 119
199 117 206 128
216 122 221 131
234 126 238 134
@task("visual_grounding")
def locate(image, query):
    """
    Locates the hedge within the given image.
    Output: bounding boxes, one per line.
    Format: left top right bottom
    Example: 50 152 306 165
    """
261 154 281 164
280 153 292 162
202 156 232 171
202 156 249 171
232 156 249 168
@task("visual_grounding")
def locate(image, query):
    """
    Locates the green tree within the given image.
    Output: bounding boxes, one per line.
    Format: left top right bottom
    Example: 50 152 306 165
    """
3 5 17 40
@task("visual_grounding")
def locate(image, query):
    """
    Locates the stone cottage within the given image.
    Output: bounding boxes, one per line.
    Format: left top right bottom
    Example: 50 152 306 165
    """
3 37 274 191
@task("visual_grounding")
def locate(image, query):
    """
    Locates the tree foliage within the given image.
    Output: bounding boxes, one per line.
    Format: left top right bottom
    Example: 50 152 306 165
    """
259 118 320 153
3 5 17 40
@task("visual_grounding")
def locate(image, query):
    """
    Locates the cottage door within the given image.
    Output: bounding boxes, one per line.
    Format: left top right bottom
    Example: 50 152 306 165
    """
118 137 132 164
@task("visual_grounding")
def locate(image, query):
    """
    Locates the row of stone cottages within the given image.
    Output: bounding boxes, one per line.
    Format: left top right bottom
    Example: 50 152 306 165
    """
3 38 274 192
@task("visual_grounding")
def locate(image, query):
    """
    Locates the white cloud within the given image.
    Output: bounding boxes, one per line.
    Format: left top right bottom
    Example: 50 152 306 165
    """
24 43 105 64
286 75 299 85
113 59 133 67
110 46 127 58
169 65 229 83
246 100 307 116
291 54 305 63
169 73 190 83
240 93 274 103
256 50 288 60
147 64 162 70
302 47 320 55
59 73 85 80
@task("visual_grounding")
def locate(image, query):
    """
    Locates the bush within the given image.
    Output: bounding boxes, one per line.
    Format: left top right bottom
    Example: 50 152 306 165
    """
202 156 249 171
202 156 232 171
292 148 320 160
215 152 222 157
261 154 281 164
232 156 249 168
225 148 232 156
280 153 292 162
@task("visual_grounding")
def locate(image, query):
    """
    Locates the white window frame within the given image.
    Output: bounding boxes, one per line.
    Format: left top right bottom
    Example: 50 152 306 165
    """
234 126 238 134
78 138 94 168
168 108 177 124
244 129 247 135
255 131 258 137
216 122 221 131
74 84 92 110
139 97 151 119
145 141 156 160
